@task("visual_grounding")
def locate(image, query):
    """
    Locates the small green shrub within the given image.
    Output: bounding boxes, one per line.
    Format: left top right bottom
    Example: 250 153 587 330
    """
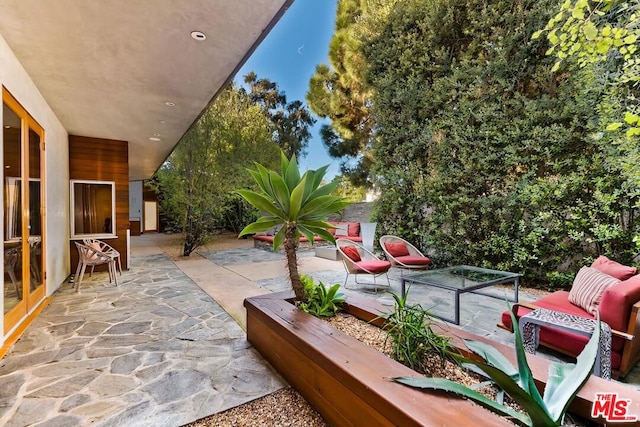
545 271 575 289
382 290 453 373
297 275 345 318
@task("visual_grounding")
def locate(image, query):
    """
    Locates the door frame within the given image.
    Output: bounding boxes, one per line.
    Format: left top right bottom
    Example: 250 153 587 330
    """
3 87 46 335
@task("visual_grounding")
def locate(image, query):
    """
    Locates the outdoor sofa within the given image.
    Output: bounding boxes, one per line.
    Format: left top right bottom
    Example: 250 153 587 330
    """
253 221 363 250
499 256 640 378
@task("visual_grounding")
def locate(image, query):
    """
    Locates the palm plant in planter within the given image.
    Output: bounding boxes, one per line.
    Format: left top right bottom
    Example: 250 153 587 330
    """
238 152 349 301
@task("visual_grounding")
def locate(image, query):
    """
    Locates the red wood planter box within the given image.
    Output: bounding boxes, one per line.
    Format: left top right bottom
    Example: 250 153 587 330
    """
244 291 640 426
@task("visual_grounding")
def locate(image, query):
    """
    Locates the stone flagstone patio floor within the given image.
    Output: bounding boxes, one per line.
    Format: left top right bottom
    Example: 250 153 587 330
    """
0 245 284 427
2 232 640 426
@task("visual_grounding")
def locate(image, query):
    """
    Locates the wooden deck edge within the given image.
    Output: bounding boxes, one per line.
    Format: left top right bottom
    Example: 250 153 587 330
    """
246 291 640 425
245 293 514 426
341 292 640 425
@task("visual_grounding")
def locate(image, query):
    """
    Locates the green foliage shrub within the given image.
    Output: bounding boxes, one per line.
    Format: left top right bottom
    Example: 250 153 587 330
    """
153 83 280 255
222 196 259 235
362 0 639 285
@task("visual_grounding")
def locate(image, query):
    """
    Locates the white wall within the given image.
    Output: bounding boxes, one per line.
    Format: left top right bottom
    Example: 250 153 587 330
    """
0 33 70 338
129 180 143 221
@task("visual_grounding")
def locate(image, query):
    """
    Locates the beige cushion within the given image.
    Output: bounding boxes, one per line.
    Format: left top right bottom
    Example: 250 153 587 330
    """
334 223 348 236
88 241 102 260
569 266 620 315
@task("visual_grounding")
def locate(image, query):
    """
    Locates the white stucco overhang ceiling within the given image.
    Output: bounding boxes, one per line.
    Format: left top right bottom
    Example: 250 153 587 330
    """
0 0 293 180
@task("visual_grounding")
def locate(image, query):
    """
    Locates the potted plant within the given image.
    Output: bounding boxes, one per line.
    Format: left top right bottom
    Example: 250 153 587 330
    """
237 152 349 301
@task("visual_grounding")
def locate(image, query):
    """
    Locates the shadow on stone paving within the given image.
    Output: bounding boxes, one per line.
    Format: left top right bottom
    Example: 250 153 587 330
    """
0 252 285 427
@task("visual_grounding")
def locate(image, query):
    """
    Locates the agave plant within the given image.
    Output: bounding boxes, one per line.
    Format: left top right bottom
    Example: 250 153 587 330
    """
238 152 349 301
393 309 601 426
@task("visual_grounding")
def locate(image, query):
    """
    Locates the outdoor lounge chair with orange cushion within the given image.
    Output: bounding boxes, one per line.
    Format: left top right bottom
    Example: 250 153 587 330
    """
379 235 430 272
336 238 391 289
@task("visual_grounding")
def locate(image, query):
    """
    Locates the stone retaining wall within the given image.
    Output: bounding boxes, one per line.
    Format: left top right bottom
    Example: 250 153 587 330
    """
329 202 374 223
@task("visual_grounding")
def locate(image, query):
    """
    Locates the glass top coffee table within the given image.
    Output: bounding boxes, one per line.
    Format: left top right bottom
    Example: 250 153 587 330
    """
401 265 521 325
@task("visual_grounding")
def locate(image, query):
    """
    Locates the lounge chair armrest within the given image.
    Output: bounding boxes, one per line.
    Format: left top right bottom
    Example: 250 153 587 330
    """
623 300 640 338
612 329 634 341
618 301 640 377
510 301 540 319
496 302 542 332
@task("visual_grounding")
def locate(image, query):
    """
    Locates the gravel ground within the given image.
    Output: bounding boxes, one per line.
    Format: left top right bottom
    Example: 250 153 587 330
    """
183 387 327 427
182 314 496 427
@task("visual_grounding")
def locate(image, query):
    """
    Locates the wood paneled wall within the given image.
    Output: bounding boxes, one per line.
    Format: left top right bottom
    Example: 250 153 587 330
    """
69 135 129 272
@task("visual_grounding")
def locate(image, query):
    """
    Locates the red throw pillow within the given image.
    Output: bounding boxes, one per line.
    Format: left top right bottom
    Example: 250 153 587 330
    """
347 222 360 237
385 242 410 257
591 255 637 280
341 245 361 262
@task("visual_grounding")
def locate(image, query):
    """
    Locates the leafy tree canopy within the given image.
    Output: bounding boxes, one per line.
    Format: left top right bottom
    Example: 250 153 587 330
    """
244 72 316 160
152 83 279 255
363 0 639 284
331 174 367 202
307 0 389 187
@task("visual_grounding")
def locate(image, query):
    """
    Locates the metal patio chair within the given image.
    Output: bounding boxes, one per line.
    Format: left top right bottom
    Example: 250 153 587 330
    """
336 238 391 289
379 235 430 275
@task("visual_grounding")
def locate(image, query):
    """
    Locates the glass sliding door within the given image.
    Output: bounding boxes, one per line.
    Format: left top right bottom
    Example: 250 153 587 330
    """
3 88 45 334
27 128 44 298
3 103 22 317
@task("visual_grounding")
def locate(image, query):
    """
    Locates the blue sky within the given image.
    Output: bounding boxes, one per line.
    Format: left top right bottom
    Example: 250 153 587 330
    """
236 0 339 179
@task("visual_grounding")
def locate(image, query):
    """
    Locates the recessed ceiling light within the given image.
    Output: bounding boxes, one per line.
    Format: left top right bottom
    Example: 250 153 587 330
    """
159 120 166 124
164 101 175 107
149 137 161 142
191 31 206 41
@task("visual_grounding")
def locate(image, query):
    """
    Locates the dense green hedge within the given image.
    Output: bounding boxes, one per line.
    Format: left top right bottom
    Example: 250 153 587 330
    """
364 0 639 287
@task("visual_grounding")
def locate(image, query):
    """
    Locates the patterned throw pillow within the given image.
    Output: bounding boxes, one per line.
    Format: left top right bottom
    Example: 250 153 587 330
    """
341 245 361 262
568 266 620 315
